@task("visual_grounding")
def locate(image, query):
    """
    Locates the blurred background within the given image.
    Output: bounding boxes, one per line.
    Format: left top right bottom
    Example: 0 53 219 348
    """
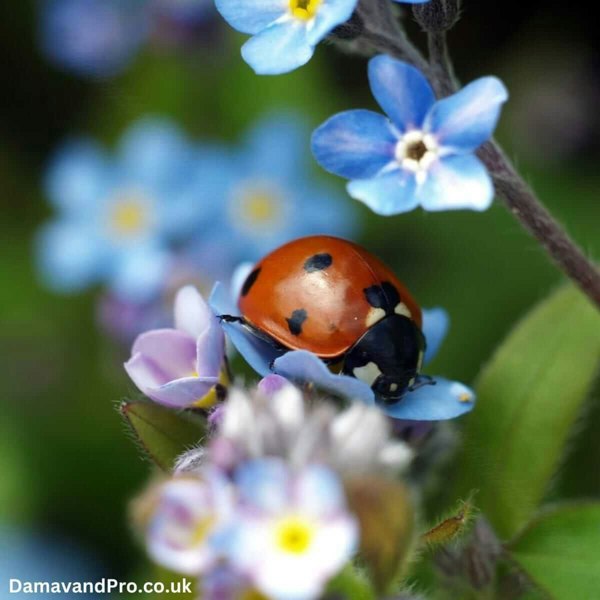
1 0 599 591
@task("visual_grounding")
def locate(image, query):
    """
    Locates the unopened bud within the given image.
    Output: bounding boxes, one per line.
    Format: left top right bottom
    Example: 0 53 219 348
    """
413 0 461 33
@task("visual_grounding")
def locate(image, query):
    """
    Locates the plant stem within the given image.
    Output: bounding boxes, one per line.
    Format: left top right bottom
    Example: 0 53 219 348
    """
358 13 600 308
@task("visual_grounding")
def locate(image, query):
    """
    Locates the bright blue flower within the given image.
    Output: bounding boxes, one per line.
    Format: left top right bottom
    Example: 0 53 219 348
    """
312 55 508 215
210 281 475 421
39 0 149 78
214 0 357 74
191 113 358 260
36 117 211 303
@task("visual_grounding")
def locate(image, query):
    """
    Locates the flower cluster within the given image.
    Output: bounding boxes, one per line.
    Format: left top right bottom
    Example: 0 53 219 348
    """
36 114 357 335
139 384 412 599
39 0 216 78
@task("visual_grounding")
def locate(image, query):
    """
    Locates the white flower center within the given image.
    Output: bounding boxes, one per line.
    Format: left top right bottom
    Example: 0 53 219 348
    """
395 130 439 184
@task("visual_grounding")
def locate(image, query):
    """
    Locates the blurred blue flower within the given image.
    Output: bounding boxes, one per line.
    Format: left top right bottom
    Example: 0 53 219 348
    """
312 55 508 215
215 0 357 74
0 525 104 599
196 114 358 259
211 281 474 421
36 117 210 302
39 0 217 78
39 0 149 78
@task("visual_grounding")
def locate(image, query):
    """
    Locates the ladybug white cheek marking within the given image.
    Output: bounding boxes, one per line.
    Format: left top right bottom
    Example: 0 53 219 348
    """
394 302 412 319
353 362 382 386
365 307 386 328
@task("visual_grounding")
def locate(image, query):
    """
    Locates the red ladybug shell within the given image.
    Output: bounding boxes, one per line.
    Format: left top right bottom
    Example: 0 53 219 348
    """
238 236 422 359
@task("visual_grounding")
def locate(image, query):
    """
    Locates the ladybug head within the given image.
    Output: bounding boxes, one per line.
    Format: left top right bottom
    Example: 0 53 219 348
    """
342 315 426 403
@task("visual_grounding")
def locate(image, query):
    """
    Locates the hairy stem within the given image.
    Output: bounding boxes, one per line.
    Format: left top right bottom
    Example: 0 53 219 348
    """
358 10 600 308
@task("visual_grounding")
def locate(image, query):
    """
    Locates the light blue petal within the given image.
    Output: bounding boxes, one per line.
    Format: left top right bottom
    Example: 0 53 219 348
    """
35 221 106 293
382 377 475 421
347 170 418 216
416 154 493 211
45 139 112 215
241 21 313 75
240 112 310 181
425 77 508 153
118 117 194 188
221 320 284 377
422 307 449 365
209 281 237 318
294 464 346 516
307 0 358 45
311 110 397 179
235 458 289 512
109 245 172 303
214 0 286 34
273 350 375 404
368 55 435 132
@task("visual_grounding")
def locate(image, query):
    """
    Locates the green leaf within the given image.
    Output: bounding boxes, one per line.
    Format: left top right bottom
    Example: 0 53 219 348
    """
454 284 600 539
325 564 376 600
120 400 207 471
508 503 600 599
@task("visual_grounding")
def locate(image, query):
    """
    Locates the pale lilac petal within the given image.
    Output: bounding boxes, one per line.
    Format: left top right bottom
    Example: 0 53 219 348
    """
126 329 197 388
195 317 225 380
147 376 220 408
174 286 213 338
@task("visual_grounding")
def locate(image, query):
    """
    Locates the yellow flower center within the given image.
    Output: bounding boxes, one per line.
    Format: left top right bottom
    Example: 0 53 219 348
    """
244 192 279 223
275 517 315 555
290 0 321 20
190 515 216 546
109 195 149 238
231 182 285 232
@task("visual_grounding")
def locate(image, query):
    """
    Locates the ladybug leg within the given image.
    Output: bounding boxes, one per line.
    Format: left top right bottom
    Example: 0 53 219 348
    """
218 314 245 323
408 375 436 392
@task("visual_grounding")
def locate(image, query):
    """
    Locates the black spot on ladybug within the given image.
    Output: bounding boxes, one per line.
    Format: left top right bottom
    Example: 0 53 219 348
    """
304 253 333 272
286 309 308 336
363 282 401 314
241 267 261 297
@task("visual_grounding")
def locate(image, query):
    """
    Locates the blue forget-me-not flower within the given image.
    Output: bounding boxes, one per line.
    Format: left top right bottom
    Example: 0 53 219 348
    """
35 117 209 303
312 55 508 215
214 0 357 74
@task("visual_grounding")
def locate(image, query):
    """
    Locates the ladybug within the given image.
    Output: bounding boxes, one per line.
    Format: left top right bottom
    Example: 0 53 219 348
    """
226 235 426 403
